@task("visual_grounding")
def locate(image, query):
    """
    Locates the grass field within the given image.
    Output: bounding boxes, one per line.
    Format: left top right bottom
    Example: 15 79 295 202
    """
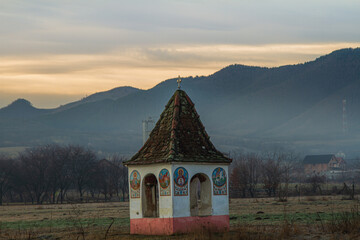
1 196 360 239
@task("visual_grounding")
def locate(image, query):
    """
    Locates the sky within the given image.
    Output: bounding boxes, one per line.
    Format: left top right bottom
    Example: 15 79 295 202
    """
0 0 360 108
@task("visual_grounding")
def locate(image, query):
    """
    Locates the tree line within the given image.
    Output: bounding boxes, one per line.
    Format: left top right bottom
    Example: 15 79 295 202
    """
229 152 355 201
229 152 299 200
1 145 355 206
0 145 128 205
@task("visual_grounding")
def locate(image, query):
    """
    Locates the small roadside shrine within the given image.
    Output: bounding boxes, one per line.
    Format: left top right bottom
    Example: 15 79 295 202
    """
124 80 231 235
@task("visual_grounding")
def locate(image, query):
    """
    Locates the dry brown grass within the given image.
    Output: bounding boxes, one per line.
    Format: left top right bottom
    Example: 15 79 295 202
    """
1 196 360 239
0 196 352 224
326 204 360 236
230 195 352 219
0 202 129 222
0 226 300 240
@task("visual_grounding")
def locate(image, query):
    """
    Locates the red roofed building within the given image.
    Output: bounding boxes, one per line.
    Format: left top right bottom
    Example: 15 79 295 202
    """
303 154 346 175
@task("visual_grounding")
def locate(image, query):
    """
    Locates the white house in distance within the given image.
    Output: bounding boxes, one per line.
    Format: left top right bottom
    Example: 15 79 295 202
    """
124 87 232 235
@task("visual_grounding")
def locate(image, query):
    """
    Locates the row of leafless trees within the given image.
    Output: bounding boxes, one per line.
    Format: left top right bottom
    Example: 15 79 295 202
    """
1 145 357 205
0 145 128 205
229 152 360 201
229 152 360 200
230 152 310 200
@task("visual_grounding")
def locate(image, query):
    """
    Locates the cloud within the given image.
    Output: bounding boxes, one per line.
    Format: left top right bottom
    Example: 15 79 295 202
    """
1 0 360 108
1 42 359 107
1 0 360 56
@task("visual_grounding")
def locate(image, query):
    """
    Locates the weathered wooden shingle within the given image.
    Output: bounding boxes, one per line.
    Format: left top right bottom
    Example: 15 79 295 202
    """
125 90 231 165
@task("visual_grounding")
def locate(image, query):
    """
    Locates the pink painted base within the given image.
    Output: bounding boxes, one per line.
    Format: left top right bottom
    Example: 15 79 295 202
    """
130 215 229 235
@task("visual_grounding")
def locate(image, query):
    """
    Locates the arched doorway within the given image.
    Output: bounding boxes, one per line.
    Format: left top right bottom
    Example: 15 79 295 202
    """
190 173 212 216
142 174 159 217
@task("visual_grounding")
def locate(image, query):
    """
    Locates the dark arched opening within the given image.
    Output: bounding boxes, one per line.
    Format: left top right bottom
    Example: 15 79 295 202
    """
142 174 159 217
190 173 212 216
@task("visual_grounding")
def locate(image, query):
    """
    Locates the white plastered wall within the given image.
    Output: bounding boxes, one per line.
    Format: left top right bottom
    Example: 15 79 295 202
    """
128 163 229 219
172 164 229 218
128 164 173 219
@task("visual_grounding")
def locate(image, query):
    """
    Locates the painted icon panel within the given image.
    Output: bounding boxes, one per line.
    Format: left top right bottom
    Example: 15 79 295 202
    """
174 167 188 196
212 167 227 195
130 170 141 198
159 168 171 196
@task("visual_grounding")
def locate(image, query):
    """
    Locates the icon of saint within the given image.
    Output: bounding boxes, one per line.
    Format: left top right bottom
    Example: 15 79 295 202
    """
176 168 186 186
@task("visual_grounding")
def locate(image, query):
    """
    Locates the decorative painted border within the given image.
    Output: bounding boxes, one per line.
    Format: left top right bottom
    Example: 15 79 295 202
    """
159 168 171 196
174 167 188 196
130 170 141 198
212 167 227 195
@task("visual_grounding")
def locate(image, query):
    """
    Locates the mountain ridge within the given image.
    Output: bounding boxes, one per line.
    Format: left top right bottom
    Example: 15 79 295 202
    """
1 47 360 156
0 98 51 119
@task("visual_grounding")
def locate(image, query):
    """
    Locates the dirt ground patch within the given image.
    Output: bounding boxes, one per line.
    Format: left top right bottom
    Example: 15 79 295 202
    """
0 196 359 239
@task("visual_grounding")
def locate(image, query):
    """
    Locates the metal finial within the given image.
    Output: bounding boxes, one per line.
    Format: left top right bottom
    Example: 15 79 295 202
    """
177 75 182 89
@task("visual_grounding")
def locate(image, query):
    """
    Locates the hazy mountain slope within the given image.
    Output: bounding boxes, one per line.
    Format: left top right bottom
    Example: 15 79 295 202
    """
0 86 142 123
0 99 51 119
1 48 360 156
55 86 142 112
267 79 360 137
209 48 360 136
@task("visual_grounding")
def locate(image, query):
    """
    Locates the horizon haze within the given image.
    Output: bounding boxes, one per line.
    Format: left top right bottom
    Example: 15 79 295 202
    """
1 48 360 158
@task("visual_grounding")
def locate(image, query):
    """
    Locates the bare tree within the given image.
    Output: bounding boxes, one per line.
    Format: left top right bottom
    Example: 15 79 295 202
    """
230 153 262 198
69 146 97 202
19 145 56 204
306 174 326 195
277 152 299 201
93 159 114 201
262 153 282 197
0 156 14 205
48 145 73 204
1 144 131 204
108 155 128 201
230 162 246 198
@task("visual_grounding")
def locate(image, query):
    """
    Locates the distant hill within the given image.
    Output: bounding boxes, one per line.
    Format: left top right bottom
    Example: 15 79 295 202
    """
55 86 142 112
0 99 51 119
1 48 360 157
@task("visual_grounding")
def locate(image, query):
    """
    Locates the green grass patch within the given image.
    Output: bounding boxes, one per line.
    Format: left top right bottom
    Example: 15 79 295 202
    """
230 212 347 225
0 217 129 230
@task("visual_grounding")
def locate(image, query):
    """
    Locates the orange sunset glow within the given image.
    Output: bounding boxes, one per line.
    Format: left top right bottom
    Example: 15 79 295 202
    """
1 1 360 108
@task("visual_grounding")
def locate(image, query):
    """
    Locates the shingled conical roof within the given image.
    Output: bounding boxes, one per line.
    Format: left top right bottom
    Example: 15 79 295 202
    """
125 90 231 165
